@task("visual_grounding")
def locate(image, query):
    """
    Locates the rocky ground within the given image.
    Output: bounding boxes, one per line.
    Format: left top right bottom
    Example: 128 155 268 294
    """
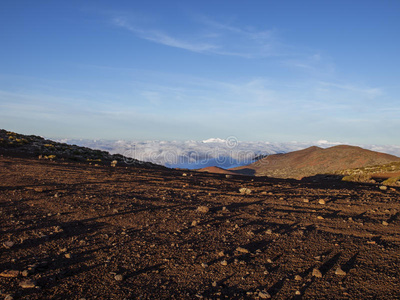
1 155 399 299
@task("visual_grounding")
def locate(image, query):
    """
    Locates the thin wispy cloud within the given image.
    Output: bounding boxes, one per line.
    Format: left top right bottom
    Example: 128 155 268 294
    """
112 16 218 53
318 81 382 99
111 15 281 58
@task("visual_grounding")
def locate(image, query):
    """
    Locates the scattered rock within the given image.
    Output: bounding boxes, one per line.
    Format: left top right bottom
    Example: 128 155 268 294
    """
318 199 326 205
0 270 20 278
335 267 347 276
212 281 217 287
191 220 198 226
21 270 30 277
303 198 309 203
220 260 228 266
225 175 232 179
4 295 14 300
54 225 63 233
3 241 15 248
201 263 208 268
258 291 271 299
295 290 301 296
19 279 37 288
382 221 389 226
65 253 72 259
294 275 302 281
236 247 249 254
111 160 117 167
312 268 323 278
317 216 324 220
197 206 209 213
114 274 124 281
182 173 187 177
379 185 387 191
239 188 252 195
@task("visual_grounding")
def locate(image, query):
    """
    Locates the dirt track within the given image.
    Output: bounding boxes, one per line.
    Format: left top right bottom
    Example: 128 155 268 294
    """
1 156 399 299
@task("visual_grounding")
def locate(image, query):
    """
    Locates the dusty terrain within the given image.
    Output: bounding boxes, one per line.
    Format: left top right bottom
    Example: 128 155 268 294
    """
232 145 400 179
1 155 399 299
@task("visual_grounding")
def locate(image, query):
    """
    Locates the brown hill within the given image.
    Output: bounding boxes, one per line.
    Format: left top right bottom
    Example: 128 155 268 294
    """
196 166 240 175
0 129 160 169
231 145 400 179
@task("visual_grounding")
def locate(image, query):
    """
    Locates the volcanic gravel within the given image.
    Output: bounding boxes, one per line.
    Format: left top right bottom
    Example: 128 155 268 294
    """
1 156 399 299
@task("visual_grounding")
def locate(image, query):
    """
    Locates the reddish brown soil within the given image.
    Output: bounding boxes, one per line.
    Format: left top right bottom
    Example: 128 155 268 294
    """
371 172 400 180
1 156 400 299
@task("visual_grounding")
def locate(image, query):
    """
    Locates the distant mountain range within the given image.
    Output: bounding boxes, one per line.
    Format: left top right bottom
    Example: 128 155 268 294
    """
54 138 400 169
231 145 400 179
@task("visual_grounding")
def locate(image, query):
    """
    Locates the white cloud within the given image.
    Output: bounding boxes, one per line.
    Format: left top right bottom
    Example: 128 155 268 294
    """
113 16 218 53
111 15 281 58
318 81 383 99
58 138 400 169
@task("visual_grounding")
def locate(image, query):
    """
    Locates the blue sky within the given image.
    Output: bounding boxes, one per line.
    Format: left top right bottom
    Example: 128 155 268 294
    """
0 0 399 144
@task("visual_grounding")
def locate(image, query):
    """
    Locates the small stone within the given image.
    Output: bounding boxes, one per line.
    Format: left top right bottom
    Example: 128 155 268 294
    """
294 275 302 281
379 185 387 191
54 226 63 233
197 206 209 213
3 241 14 248
317 216 324 220
266 229 273 235
303 198 309 203
201 263 208 268
382 221 389 226
64 253 72 259
0 270 20 278
318 199 326 205
220 260 228 266
312 268 322 278
266 258 273 263
191 220 198 226
335 267 347 276
212 281 217 287
239 188 252 195
114 274 124 281
258 291 271 299
225 175 232 179
4 295 14 300
182 173 187 177
217 251 225 257
295 290 301 295
19 279 37 288
236 247 249 254
21 270 29 277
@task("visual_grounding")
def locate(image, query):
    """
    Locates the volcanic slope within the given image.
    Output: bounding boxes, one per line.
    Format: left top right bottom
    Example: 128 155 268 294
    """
231 145 400 179
1 155 399 299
